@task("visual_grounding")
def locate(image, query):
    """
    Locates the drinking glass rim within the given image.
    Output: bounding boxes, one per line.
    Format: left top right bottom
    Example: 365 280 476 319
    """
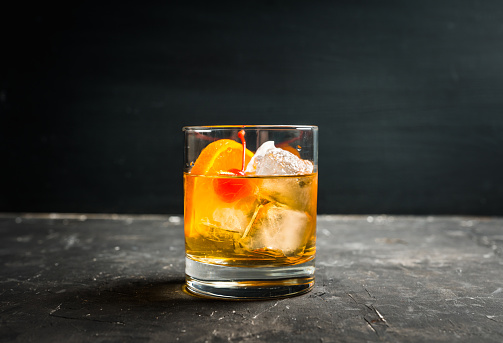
183 125 318 131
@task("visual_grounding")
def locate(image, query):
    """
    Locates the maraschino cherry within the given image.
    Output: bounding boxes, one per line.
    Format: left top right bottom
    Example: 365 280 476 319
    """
213 129 253 202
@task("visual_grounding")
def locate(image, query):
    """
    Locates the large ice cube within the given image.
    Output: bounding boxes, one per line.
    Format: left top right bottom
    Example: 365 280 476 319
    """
212 207 248 234
259 176 315 211
197 195 261 242
245 141 313 176
245 141 276 174
241 203 311 257
197 207 248 242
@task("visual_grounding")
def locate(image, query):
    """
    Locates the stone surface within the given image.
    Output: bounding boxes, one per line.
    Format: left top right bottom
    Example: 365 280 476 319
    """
1 214 502 342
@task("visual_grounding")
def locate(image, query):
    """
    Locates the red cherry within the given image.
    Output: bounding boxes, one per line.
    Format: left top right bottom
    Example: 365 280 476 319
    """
213 129 251 202
213 169 252 202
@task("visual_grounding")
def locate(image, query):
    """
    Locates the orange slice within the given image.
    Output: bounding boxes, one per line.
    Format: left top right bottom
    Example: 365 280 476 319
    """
190 139 254 175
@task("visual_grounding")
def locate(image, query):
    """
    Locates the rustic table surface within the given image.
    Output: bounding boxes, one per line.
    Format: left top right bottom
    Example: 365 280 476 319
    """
1 214 502 342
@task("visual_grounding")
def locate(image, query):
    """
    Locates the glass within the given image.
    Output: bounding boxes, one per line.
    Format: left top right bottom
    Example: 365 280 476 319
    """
183 125 318 299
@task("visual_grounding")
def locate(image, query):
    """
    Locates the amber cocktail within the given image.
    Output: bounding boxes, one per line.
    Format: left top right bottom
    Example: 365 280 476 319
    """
183 125 318 299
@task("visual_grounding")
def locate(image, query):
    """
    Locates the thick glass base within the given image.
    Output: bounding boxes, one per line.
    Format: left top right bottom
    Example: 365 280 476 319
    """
185 257 315 299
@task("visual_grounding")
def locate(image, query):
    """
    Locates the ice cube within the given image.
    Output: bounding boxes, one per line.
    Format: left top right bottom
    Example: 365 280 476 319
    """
196 207 248 242
196 195 262 241
241 203 311 257
245 141 275 174
245 141 313 176
260 176 314 211
211 207 248 234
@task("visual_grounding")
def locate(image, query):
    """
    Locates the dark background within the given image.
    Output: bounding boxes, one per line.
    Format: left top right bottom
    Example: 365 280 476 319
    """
1 1 503 215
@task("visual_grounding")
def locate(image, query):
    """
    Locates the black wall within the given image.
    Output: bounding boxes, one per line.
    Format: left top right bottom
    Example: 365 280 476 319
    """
2 1 503 215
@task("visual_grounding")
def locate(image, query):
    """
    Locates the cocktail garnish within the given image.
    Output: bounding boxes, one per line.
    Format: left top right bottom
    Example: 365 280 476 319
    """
190 138 253 175
213 129 253 202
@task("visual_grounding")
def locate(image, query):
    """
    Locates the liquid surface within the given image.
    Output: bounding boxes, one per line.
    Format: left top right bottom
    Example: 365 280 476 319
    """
184 173 317 267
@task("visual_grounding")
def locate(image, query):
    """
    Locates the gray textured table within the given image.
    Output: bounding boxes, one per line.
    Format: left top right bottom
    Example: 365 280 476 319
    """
1 214 502 342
